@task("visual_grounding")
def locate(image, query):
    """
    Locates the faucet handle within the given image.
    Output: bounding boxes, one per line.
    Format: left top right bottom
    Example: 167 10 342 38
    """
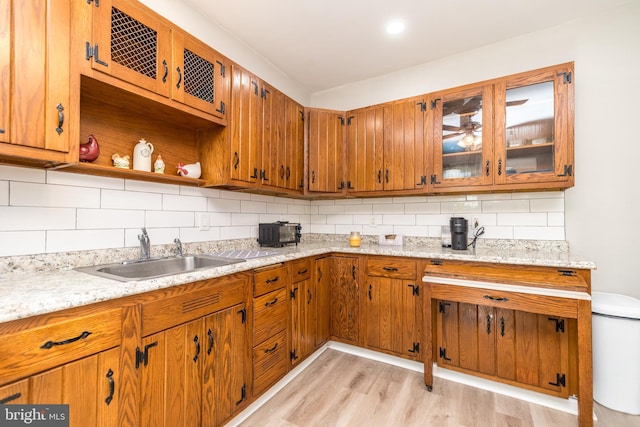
174 238 183 257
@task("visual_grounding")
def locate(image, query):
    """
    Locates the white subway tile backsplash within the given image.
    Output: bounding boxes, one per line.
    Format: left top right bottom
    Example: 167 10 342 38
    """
393 196 428 204
372 203 405 214
318 205 345 215
47 171 124 190
0 165 45 183
11 182 100 208
497 212 548 226
514 227 564 240
405 203 440 214
178 227 221 243
416 214 450 226
145 211 195 228
427 195 466 203
382 214 415 225
287 204 309 215
362 224 394 235
0 207 76 231
250 193 277 203
441 201 482 213
466 193 513 201
258 214 281 223
220 226 252 240
162 194 207 212
0 181 8 205
309 224 336 234
310 215 327 224
512 191 564 199
0 231 45 256
548 212 564 227
482 199 530 213
327 214 353 225
208 198 241 212
240 200 267 214
344 204 373 214
126 180 180 195
231 213 258 226
46 229 125 253
77 209 145 229
394 225 430 237
483 226 515 239
530 198 564 212
336 224 362 234
220 190 252 200
179 186 220 198
102 189 162 210
266 203 288 214
353 214 382 225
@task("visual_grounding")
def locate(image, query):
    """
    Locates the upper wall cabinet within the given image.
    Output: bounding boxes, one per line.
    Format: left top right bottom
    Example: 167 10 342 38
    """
429 63 574 193
0 0 74 165
493 63 574 188
307 108 345 194
88 0 229 121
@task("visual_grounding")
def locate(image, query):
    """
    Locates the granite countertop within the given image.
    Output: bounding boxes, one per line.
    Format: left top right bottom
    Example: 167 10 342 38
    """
0 241 596 324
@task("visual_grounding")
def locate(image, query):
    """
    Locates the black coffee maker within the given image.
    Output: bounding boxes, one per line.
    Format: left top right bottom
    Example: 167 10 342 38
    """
450 217 468 250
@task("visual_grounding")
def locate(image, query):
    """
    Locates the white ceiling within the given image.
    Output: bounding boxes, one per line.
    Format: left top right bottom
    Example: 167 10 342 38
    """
180 0 627 94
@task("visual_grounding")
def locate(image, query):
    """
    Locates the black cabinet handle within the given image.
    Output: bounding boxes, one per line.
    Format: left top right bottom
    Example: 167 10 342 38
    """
207 329 214 355
161 59 168 83
237 308 247 324
382 266 398 272
486 315 492 335
233 152 239 170
368 284 373 301
317 267 323 282
385 169 389 183
352 265 357 280
236 384 246 406
55 103 64 135
105 368 114 405
176 67 182 89
485 160 490 176
286 167 291 180
251 81 259 95
307 288 312 304
377 170 382 183
264 342 278 353
266 276 279 284
265 297 278 307
280 165 285 179
193 335 200 362
311 170 315 184
497 159 503 176
483 295 509 302
500 317 506 337
251 168 258 179
0 393 22 404
297 269 308 275
41 331 92 349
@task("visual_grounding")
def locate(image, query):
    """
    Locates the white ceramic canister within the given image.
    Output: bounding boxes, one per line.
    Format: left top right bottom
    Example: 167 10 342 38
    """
132 138 154 172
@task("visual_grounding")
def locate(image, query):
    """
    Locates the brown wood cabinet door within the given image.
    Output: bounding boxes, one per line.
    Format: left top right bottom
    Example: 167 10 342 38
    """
3 348 120 427
315 257 332 347
262 83 285 188
0 0 9 144
383 98 428 191
171 29 228 119
436 300 459 367
139 320 203 427
285 98 304 191
346 106 384 192
495 308 516 381
290 277 316 365
230 65 261 184
365 277 421 358
91 0 171 97
329 256 359 343
307 109 344 193
8 0 71 156
205 304 248 426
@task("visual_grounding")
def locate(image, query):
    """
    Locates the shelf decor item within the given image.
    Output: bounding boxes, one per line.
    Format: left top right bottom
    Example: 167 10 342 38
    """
79 134 100 162
111 153 130 169
154 155 165 174
177 162 201 179
132 138 154 172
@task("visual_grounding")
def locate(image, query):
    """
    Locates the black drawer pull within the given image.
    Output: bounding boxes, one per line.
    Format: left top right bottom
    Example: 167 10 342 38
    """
266 276 279 284
382 266 398 272
558 269 577 277
297 269 308 275
41 331 92 349
264 343 279 354
483 295 509 302
207 328 214 355
265 297 278 307
193 335 200 362
0 392 21 404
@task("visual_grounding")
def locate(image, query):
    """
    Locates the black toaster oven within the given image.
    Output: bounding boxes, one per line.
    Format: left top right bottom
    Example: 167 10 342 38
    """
258 221 301 247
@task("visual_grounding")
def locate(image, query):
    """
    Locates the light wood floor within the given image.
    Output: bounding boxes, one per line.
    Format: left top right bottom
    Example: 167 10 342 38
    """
237 349 640 427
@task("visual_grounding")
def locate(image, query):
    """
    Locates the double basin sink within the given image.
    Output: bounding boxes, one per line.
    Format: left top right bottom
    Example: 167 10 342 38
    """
76 255 245 282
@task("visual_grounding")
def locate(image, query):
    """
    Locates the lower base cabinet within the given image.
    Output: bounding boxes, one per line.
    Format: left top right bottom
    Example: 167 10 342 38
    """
328 256 360 344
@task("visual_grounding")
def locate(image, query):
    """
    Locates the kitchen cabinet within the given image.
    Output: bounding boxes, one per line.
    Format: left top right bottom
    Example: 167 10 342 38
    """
345 97 427 194
329 256 360 344
269 95 305 192
0 0 74 165
289 258 314 366
252 264 289 395
138 274 250 427
314 257 332 347
364 257 422 360
307 108 346 194
429 63 574 192
435 300 572 397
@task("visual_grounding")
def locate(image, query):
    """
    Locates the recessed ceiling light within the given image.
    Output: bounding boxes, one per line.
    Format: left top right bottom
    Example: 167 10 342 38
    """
386 20 405 35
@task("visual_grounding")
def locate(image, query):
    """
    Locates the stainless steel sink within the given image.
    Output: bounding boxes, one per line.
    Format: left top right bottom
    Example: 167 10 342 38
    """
75 255 245 282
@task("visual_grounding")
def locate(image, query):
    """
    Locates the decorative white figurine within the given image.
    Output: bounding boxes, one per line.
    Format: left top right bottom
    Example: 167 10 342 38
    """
154 155 165 174
112 153 130 169
177 162 201 179
132 138 154 172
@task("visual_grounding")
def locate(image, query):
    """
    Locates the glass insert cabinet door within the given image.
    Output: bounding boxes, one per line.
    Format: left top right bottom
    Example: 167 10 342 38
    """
431 85 494 188
494 64 574 185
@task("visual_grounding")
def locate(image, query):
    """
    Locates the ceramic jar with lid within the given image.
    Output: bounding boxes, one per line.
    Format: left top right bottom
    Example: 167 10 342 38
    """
132 138 154 172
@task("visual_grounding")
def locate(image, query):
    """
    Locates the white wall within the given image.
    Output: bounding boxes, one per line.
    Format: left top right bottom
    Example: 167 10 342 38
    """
310 2 640 297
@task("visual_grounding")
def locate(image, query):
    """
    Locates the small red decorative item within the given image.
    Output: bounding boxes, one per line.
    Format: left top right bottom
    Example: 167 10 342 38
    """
79 134 100 162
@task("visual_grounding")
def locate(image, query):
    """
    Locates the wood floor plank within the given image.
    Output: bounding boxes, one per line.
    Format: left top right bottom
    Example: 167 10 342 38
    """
237 349 640 427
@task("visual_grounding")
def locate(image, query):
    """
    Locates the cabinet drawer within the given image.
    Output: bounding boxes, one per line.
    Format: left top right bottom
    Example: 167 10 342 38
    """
141 274 247 336
254 264 288 296
290 258 311 283
253 330 287 381
0 308 122 383
430 283 580 318
253 288 287 345
424 259 589 292
367 257 416 279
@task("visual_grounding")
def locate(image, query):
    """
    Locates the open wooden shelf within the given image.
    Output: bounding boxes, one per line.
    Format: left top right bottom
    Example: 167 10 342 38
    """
62 162 206 186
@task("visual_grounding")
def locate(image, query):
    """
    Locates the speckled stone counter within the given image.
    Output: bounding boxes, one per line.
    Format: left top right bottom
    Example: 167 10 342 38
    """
0 240 596 324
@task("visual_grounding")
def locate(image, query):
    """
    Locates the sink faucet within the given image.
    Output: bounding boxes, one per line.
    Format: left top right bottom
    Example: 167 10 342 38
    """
174 238 183 257
138 228 151 260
